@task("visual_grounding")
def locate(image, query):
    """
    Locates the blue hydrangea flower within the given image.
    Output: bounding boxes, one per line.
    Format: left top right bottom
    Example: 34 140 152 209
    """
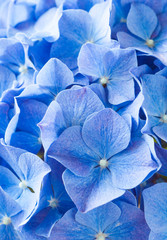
48 108 158 212
0 142 50 223
141 74 167 142
78 43 137 104
143 183 167 240
117 3 167 65
49 193 149 240
50 1 113 69
39 87 104 152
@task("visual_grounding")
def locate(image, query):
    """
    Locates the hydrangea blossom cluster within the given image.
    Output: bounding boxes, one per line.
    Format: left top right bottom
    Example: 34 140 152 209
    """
0 0 167 239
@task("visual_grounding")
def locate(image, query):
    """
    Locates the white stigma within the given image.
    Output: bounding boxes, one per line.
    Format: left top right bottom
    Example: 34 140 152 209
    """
100 77 108 86
145 39 154 48
48 197 58 208
19 64 27 74
96 232 107 240
160 114 167 123
99 159 108 169
2 216 11 225
19 180 28 190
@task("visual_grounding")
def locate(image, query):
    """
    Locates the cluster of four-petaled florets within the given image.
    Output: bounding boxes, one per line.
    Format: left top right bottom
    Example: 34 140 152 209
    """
0 0 167 239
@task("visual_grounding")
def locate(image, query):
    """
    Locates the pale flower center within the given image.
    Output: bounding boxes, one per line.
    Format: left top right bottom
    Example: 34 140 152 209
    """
48 197 59 208
2 216 11 225
160 114 167 123
99 159 108 169
145 39 154 48
19 64 27 74
99 77 109 86
96 232 107 240
19 180 28 190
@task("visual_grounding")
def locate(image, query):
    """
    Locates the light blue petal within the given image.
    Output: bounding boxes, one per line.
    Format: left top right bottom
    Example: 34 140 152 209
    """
107 79 135 105
56 87 104 127
63 169 125 212
50 9 93 69
110 138 158 189
50 208 95 240
48 126 99 177
143 183 167 233
141 74 167 116
36 58 74 95
0 65 16 97
75 201 121 232
33 6 62 42
89 1 111 44
82 108 130 159
127 3 157 40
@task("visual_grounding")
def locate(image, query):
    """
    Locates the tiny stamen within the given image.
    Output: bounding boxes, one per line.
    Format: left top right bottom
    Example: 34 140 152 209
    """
48 197 59 208
99 77 109 86
145 39 154 48
99 159 108 169
96 232 107 240
19 180 28 190
2 216 11 225
19 64 27 74
160 114 167 123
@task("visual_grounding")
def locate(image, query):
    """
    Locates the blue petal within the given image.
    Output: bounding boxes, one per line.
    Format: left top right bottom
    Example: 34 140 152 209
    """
7 131 41 154
107 79 135 104
143 183 167 233
127 3 158 40
36 58 74 95
56 87 104 127
0 102 9 138
153 123 167 142
0 65 16 97
48 126 99 177
82 108 130 159
106 202 149 240
38 101 66 151
88 1 111 44
110 138 158 189
117 31 152 53
141 74 167 116
35 208 62 238
18 152 51 193
0 38 25 66
155 144 167 176
63 169 125 212
33 6 62 42
0 166 21 199
75 201 121 232
78 43 109 78
149 232 167 240
16 99 48 136
50 208 95 240
50 9 92 69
